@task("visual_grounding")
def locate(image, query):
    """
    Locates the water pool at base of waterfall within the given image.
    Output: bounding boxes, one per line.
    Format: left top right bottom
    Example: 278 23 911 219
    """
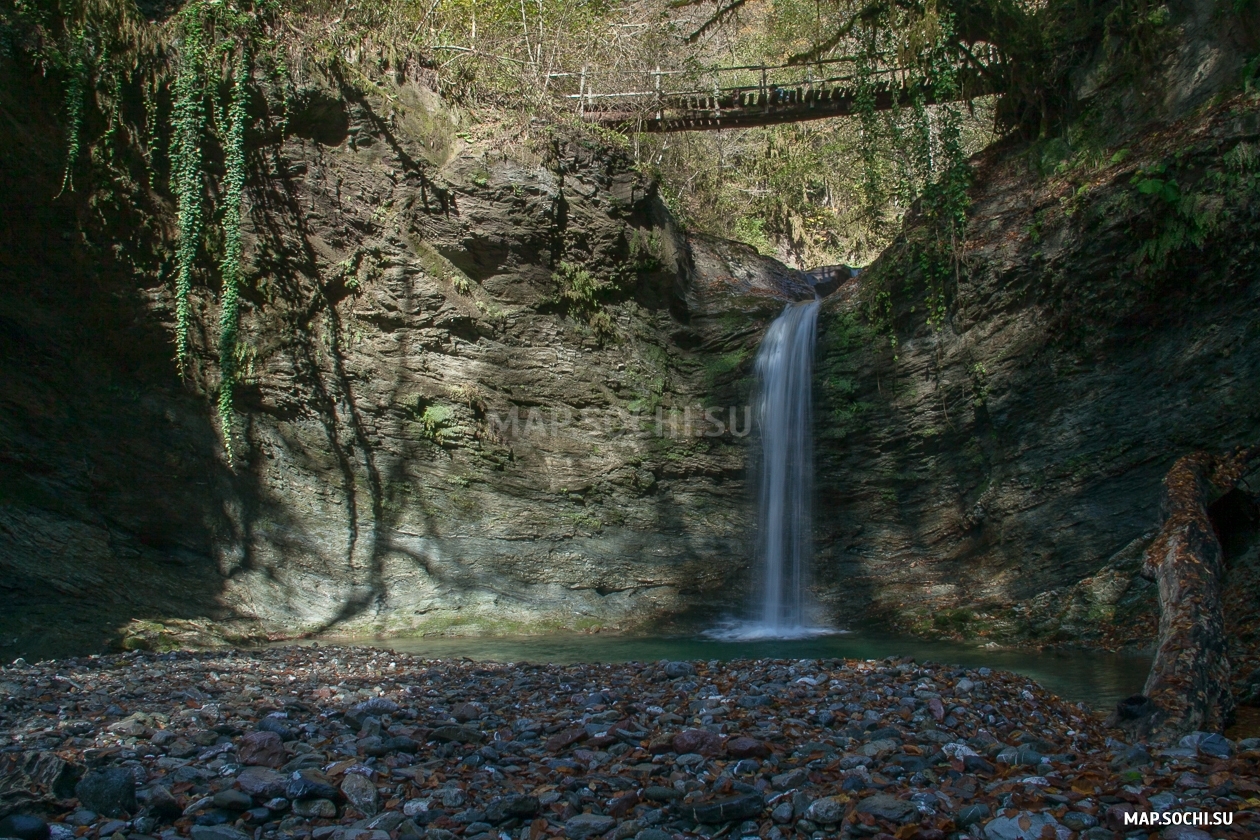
303 630 1150 710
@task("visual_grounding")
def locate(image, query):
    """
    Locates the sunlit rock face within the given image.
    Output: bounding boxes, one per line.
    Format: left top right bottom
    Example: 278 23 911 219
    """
0 62 807 657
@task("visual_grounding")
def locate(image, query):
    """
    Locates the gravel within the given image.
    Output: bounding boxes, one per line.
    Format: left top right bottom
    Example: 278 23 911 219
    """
0 647 1256 840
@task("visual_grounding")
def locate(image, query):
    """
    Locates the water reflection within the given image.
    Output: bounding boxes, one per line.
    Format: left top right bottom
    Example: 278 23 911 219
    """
316 632 1149 710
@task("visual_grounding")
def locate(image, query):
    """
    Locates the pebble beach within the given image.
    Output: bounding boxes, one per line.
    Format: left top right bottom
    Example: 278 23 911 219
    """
1 647 1257 840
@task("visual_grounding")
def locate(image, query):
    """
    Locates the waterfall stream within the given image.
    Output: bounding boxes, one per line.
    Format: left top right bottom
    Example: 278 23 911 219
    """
711 297 833 640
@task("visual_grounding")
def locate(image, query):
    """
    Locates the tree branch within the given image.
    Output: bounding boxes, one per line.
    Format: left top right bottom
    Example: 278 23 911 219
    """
679 0 750 45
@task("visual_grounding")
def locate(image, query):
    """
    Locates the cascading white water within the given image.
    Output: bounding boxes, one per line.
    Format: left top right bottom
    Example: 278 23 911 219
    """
709 297 833 641
752 299 821 634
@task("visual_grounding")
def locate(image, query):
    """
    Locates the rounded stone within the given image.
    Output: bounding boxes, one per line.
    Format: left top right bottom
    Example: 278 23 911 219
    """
74 768 137 818
292 798 337 819
0 815 49 840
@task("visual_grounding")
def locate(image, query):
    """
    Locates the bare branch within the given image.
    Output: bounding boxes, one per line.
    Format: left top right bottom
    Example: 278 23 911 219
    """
784 1 889 65
681 0 750 45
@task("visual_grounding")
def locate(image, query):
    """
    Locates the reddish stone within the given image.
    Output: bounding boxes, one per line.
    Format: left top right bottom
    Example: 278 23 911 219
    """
726 736 769 759
672 729 722 756
238 731 286 768
544 726 587 753
608 792 639 818
928 697 945 722
1105 803 1140 831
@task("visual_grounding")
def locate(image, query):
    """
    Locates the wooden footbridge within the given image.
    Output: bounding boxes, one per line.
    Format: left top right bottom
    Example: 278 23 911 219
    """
554 50 1002 132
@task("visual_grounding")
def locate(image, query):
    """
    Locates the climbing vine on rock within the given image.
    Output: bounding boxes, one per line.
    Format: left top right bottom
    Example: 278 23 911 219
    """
32 0 271 463
852 9 973 344
170 4 209 373
217 45 251 460
58 26 87 195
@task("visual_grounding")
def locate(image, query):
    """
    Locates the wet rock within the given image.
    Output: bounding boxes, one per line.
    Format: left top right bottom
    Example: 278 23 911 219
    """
564 814 615 839
927 697 945 721
643 787 680 803
855 793 917 823
212 789 254 811
1111 745 1152 768
236 766 287 800
770 768 809 789
805 796 846 824
685 793 764 824
958 804 991 827
257 713 297 741
964 754 996 773
859 738 898 758
726 736 769 759
430 726 481 744
1160 828 1213 840
190 827 251 840
143 784 181 820
346 699 399 730
74 768 137 818
0 815 49 840
238 731 286 767
662 662 695 678
545 727 587 752
450 703 482 722
483 794 539 824
634 831 671 840
1062 812 1098 831
287 770 341 802
432 788 466 809
1179 731 1233 758
672 729 722 756
293 798 337 818
364 813 405 833
983 813 1065 840
1104 802 1140 830
383 735 419 753
341 773 379 815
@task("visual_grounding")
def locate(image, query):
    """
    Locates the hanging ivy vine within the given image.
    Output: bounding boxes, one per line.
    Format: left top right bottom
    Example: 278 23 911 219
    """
170 4 209 374
58 25 88 195
217 44 250 459
915 10 970 330
848 5 973 346
36 0 270 463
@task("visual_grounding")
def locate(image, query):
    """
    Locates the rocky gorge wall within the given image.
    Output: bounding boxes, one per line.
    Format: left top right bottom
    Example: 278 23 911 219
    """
812 92 1260 688
0 51 815 660
2 8 1260 682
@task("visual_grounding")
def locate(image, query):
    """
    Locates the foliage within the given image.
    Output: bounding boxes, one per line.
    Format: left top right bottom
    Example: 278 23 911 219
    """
58 26 87 195
24 0 270 462
420 404 455 441
1126 143 1260 275
170 3 209 375
547 260 618 340
217 45 251 460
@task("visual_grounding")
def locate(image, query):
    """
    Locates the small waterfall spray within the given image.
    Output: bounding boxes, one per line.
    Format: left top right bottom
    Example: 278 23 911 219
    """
710 297 833 640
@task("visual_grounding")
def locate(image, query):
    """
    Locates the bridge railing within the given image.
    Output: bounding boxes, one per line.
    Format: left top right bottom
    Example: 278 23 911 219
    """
548 45 1003 127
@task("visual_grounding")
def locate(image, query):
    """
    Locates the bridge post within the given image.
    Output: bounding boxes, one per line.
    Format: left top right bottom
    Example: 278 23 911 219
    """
578 66 586 117
654 66 662 122
761 67 768 113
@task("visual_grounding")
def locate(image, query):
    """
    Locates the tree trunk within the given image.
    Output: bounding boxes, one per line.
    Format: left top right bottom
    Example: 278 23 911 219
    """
1122 448 1257 739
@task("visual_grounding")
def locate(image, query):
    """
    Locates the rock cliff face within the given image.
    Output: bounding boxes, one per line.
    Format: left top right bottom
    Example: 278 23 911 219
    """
812 95 1260 663
0 56 812 659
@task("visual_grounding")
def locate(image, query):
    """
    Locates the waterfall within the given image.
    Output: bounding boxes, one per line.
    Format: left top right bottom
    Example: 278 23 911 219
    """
709 297 832 640
753 299 821 634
